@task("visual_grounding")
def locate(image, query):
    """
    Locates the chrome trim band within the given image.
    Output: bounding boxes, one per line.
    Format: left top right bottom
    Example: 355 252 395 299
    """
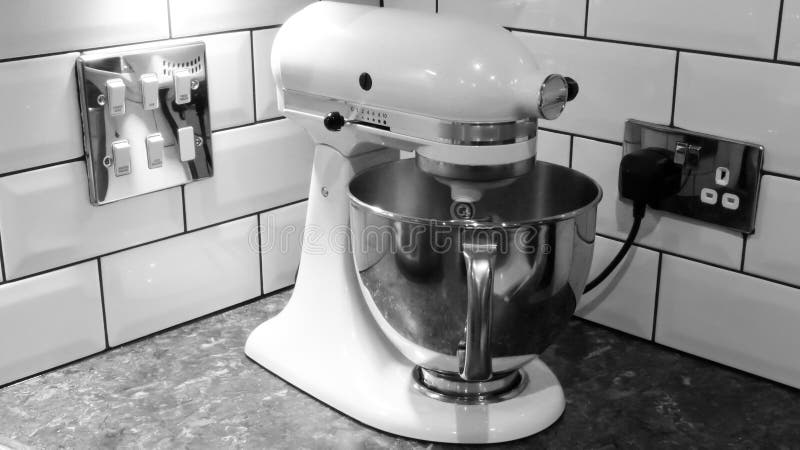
283 89 538 146
412 367 528 404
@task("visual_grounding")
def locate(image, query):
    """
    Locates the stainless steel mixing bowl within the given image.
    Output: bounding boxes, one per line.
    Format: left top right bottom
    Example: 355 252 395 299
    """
348 158 601 401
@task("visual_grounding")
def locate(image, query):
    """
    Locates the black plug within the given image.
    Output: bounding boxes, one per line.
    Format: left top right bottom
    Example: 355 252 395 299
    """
618 148 682 218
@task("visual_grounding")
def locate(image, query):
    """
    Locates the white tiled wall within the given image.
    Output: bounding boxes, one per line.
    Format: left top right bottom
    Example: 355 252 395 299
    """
674 53 800 178
260 201 308 294
0 262 105 386
658 256 800 389
536 130 570 167
1 0 798 390
439 0 586 35
0 53 83 174
101 217 261 346
587 0 781 58
253 29 281 121
0 163 184 279
183 120 313 230
0 0 170 60
0 0 317 385
777 0 800 62
576 237 659 340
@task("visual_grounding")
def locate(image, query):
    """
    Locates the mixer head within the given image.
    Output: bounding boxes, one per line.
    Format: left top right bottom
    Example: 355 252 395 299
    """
270 2 578 184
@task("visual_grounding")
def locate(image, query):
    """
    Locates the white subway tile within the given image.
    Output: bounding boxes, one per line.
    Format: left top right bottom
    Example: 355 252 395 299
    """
0 262 105 386
253 29 281 121
0 0 169 60
0 53 83 174
744 176 800 286
101 217 260 346
184 120 314 230
439 0 586 35
571 137 742 268
383 0 435 11
777 0 800 62
576 237 658 340
260 202 307 294
0 162 184 279
657 255 800 389
169 0 314 37
536 130 570 167
515 33 675 142
588 0 780 59
202 32 255 131
675 53 800 177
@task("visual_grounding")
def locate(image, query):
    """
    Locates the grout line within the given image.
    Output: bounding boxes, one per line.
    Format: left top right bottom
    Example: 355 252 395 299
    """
166 0 173 38
568 135 574 168
0 157 84 178
257 214 265 295
740 233 748 272
181 186 188 232
762 170 800 183
2 198 308 285
250 30 258 122
774 0 785 60
583 0 590 37
597 231 800 291
214 116 285 134
669 51 680 126
96 259 110 348
508 27 800 69
0 120 287 180
0 25 283 65
539 127 622 146
0 227 7 282
651 253 663 341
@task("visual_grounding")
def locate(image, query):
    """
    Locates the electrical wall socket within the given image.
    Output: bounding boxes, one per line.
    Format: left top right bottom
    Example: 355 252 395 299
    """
622 120 764 234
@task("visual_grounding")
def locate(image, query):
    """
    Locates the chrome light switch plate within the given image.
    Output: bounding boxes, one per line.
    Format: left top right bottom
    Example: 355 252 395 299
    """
76 42 213 205
623 120 763 234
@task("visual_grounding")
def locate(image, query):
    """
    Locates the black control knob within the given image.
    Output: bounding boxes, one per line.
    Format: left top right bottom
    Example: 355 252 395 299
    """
565 77 579 101
324 111 346 132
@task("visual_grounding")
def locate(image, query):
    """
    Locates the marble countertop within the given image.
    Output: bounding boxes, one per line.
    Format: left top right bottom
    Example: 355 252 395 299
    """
1 289 798 449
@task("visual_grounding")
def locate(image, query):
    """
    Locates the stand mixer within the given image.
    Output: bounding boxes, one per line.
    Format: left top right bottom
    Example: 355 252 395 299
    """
245 3 600 443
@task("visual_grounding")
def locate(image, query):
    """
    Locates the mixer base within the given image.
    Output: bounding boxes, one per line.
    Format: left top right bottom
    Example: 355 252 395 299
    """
245 144 566 443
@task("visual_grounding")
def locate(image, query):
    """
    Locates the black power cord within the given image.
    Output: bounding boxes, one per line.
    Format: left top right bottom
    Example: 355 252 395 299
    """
584 148 681 294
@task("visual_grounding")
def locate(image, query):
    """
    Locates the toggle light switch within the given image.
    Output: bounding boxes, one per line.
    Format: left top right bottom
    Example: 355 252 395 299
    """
173 69 192 105
106 78 126 116
140 73 160 110
177 126 196 162
111 140 132 176
145 133 164 168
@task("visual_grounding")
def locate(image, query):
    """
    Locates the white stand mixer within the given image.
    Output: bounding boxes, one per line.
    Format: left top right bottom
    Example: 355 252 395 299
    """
245 3 583 443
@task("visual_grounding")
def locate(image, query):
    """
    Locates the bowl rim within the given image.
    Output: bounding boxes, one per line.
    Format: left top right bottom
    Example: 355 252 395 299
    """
348 160 604 228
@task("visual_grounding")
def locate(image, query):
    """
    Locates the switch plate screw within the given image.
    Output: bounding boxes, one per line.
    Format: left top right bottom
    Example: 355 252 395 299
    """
102 155 113 167
194 136 203 147
97 94 106 106
321 187 329 197
190 79 200 90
